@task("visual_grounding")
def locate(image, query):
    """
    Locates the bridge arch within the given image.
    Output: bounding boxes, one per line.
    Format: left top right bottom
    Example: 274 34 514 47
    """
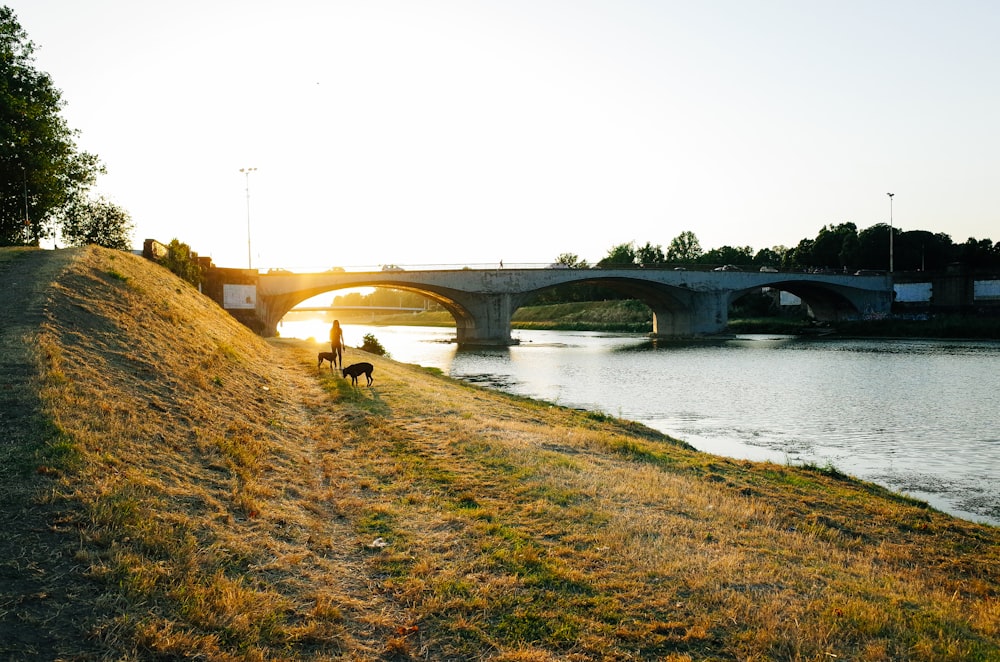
520 276 703 337
258 278 517 345
729 279 875 321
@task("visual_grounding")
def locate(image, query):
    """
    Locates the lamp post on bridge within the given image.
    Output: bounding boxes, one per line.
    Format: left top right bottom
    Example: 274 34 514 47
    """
887 192 894 274
240 167 257 269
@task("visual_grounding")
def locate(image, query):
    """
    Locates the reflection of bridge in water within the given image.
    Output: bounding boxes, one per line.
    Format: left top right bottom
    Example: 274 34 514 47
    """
203 266 893 346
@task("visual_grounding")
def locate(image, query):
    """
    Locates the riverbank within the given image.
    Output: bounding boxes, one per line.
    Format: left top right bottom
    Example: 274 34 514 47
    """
3 247 999 660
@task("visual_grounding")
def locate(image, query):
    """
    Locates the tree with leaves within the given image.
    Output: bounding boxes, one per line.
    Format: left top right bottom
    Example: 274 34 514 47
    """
1 7 103 245
892 230 954 272
59 193 134 250
552 252 589 268
954 237 1000 270
160 239 203 287
635 241 666 267
785 237 816 270
701 245 754 267
752 246 788 268
597 242 638 268
666 231 703 263
810 222 859 270
855 224 893 270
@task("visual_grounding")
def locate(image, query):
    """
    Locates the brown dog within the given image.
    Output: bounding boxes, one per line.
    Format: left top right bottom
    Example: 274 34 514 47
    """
317 352 337 370
342 362 374 386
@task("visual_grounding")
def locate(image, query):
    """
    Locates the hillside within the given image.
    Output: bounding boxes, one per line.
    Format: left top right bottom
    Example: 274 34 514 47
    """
1 246 998 661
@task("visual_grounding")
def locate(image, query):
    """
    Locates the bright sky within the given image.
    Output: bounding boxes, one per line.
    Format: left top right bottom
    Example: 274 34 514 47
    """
8 0 999 270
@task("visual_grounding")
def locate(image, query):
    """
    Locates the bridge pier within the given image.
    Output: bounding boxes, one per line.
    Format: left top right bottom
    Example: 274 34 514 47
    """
690 291 730 334
649 290 729 337
257 294 296 338
451 292 518 346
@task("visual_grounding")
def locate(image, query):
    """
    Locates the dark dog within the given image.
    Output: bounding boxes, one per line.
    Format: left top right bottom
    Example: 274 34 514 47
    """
342 362 374 386
317 352 337 370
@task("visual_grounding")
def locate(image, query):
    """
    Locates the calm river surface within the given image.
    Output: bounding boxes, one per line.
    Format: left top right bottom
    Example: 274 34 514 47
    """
281 317 1000 527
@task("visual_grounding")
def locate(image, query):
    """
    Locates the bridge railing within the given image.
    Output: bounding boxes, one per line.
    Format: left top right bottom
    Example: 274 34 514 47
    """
257 263 888 276
263 263 550 273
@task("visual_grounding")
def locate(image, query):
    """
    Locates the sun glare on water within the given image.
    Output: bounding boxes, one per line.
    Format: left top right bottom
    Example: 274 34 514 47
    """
277 316 331 344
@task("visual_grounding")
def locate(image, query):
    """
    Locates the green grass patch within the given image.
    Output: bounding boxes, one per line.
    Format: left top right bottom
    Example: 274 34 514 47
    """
24 420 86 476
604 437 681 468
356 507 396 537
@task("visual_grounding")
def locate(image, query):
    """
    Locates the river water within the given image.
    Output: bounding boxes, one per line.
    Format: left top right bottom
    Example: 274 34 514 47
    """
280 316 1000 527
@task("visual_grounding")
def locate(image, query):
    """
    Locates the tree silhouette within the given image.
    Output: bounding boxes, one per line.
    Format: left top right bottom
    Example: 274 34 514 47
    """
59 194 134 250
0 7 103 245
666 231 703 263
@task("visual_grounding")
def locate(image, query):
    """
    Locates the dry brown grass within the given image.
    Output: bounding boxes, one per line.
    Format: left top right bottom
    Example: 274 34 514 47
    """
1 245 998 661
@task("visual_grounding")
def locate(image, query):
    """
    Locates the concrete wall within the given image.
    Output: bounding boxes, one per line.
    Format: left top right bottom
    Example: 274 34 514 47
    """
892 265 1000 313
202 266 264 333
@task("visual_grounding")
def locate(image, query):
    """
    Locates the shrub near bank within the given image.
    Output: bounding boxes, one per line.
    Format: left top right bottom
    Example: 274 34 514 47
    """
2 246 999 660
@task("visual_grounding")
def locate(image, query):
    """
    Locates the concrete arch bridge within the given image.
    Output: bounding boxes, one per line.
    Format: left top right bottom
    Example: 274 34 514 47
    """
216 267 892 346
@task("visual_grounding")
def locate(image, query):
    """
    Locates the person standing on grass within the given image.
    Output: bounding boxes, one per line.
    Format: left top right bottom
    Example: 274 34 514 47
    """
329 319 345 370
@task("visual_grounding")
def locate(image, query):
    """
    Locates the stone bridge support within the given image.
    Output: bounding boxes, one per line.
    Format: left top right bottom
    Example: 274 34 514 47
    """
256 293 297 338
645 292 728 337
447 292 520 346
686 291 730 335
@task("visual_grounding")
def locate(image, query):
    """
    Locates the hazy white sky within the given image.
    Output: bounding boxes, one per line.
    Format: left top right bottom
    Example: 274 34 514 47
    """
8 0 999 270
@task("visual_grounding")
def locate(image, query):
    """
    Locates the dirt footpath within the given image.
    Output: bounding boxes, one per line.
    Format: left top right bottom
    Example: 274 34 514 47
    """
0 248 106 660
0 248 76 446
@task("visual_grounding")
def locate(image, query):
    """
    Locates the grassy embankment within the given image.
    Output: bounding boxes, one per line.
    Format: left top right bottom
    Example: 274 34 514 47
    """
1 246 999 661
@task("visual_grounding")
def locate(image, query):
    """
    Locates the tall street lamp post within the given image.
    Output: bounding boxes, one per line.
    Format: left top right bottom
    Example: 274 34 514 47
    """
887 192 894 274
22 166 29 227
240 167 257 269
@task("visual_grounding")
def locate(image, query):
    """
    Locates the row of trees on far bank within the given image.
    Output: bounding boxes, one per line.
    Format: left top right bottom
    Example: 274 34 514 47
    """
566 224 1000 274
530 226 1000 306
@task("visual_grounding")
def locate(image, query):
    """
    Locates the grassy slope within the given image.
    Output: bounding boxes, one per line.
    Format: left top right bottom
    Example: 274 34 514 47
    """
1 246 998 661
